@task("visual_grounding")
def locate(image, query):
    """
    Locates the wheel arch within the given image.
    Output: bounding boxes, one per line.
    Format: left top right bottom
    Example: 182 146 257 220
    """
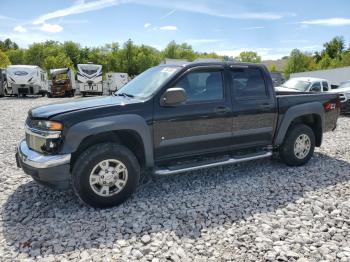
274 102 325 147
62 114 153 169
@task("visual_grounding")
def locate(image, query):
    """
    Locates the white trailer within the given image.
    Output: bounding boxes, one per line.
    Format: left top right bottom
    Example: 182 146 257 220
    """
6 65 48 96
290 66 350 87
106 72 129 94
77 63 103 96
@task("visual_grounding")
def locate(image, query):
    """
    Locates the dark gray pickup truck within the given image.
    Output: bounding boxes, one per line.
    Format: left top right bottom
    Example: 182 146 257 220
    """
16 62 340 208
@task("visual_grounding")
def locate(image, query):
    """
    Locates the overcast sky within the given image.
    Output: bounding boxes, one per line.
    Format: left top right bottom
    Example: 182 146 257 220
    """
1 0 350 59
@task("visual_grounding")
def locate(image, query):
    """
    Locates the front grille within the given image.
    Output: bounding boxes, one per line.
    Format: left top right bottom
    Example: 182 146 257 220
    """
18 87 29 94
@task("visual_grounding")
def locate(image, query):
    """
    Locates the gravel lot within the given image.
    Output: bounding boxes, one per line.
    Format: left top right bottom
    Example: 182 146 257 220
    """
0 96 349 262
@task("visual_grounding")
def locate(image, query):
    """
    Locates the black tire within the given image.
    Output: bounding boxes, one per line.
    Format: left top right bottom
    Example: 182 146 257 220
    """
41 92 46 97
82 92 86 97
71 143 140 208
47 92 52 98
279 124 315 166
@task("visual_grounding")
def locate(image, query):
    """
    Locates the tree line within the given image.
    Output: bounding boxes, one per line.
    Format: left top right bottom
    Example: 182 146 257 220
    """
0 36 349 78
283 36 350 77
0 39 223 76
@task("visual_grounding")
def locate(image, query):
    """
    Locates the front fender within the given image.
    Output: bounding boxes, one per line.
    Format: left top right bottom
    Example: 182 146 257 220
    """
61 114 154 167
274 102 325 145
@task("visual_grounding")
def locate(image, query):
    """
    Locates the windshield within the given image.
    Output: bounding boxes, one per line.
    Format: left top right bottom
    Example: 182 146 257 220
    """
115 66 180 99
82 69 97 75
282 79 311 91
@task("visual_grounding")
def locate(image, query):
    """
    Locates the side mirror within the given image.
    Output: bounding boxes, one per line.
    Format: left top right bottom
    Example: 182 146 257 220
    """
161 87 187 106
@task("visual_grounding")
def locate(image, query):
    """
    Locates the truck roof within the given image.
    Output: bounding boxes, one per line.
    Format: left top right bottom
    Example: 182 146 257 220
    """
290 77 329 82
7 65 40 69
162 61 266 69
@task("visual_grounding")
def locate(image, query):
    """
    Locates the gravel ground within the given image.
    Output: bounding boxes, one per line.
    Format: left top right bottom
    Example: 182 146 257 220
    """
0 96 349 262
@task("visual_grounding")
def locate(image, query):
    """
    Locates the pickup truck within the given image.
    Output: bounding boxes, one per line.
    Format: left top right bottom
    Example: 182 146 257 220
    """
275 77 331 93
16 62 340 208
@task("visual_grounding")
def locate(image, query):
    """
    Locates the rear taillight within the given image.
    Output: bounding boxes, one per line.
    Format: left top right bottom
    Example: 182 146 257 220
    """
324 102 336 111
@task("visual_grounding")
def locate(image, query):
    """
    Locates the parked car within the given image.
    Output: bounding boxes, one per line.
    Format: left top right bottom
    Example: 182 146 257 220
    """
16 62 340 208
275 77 331 93
48 68 76 97
6 65 48 97
329 80 350 114
270 71 285 87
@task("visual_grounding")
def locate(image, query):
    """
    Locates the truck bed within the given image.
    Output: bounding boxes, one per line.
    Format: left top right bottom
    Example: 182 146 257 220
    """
276 91 340 132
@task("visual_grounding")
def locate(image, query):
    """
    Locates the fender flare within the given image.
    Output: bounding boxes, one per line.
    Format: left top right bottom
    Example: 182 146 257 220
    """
274 102 325 145
61 114 154 167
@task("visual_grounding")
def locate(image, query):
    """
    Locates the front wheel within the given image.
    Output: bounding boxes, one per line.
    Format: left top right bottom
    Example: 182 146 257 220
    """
279 124 315 166
72 143 140 208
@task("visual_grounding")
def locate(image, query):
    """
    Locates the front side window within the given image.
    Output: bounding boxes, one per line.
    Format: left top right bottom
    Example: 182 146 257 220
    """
230 68 267 98
310 82 321 92
175 71 224 102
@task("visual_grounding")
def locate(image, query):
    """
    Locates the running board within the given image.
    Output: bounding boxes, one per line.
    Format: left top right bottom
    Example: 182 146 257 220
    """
154 151 273 176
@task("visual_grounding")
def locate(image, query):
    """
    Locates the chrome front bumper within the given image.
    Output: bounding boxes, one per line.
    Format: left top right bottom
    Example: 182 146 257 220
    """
17 140 71 169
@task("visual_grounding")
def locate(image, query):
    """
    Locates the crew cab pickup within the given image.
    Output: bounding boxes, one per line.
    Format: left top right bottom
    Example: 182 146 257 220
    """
16 62 340 208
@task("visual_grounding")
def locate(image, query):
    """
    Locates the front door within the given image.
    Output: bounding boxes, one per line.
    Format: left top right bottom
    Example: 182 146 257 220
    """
153 67 233 161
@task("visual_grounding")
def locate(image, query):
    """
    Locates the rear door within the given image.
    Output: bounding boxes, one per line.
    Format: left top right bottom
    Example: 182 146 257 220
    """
153 66 233 161
228 65 277 148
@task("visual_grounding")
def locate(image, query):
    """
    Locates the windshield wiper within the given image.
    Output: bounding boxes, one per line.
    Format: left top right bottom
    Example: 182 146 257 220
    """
116 92 135 98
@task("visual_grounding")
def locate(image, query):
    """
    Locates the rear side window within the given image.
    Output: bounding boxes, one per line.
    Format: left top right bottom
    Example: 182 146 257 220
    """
175 71 224 103
230 68 267 99
322 81 329 91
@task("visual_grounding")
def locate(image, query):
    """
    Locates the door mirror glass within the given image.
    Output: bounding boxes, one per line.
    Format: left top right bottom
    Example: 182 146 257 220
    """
161 87 187 106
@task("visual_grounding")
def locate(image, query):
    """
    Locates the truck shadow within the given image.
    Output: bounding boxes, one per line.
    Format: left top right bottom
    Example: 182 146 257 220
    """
2 152 350 257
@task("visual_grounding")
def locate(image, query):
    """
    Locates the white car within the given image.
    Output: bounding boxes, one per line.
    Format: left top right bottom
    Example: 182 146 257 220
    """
329 81 350 113
275 77 330 93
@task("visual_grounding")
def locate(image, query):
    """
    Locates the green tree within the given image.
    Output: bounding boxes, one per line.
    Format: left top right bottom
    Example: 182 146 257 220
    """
340 50 350 67
43 52 73 70
163 41 196 61
0 49 11 67
24 42 46 67
6 48 25 64
63 41 81 66
284 49 315 78
323 36 345 60
268 63 277 72
235 51 261 63
0 38 18 51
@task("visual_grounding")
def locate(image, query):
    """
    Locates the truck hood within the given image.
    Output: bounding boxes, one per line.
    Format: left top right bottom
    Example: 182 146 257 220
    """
30 96 139 119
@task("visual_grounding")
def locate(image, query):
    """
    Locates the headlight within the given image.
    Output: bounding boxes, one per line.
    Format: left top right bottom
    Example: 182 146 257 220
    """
31 120 63 131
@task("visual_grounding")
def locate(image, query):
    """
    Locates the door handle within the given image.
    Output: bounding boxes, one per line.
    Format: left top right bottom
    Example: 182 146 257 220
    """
215 106 230 114
259 103 272 109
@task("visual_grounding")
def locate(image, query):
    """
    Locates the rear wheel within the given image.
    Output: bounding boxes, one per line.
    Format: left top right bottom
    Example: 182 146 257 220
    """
279 124 315 166
72 143 140 208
